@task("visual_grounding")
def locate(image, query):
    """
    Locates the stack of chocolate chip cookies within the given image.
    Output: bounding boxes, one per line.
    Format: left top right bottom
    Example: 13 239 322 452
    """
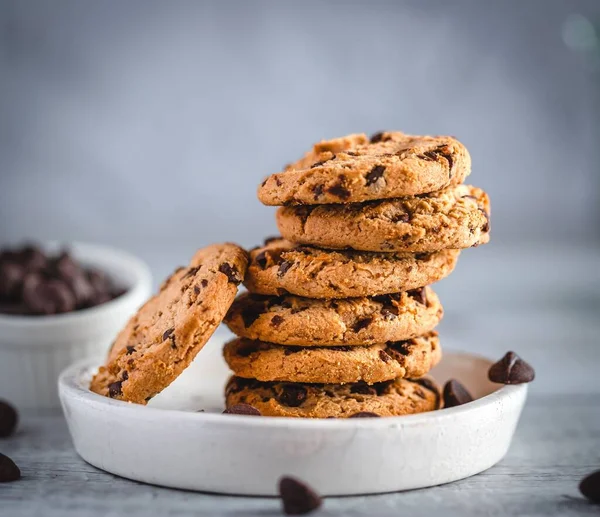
224 131 490 418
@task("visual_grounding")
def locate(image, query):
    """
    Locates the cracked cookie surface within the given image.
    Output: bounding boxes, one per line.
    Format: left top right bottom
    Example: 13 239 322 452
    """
276 184 490 252
225 376 441 418
245 237 460 299
90 243 248 405
223 331 441 384
258 132 471 205
224 288 442 346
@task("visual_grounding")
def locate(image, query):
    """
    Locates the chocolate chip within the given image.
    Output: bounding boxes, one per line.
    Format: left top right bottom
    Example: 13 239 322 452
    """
126 346 135 355
240 303 263 328
22 276 76 315
219 263 242 285
201 279 208 288
369 131 388 143
311 184 324 200
108 381 123 398
278 476 322 515
479 208 490 233
264 236 281 245
353 317 372 333
580 470 600 503
386 340 411 356
278 260 293 277
350 382 377 396
193 285 201 295
276 384 307 407
407 287 427 306
365 165 385 186
410 377 440 408
255 251 268 269
0 400 18 438
183 266 200 279
443 379 474 408
349 412 380 418
488 352 535 384
271 315 284 327
0 453 21 482
346 151 358 156
223 403 261 416
275 177 283 187
162 327 175 341
378 350 391 363
311 155 335 169
0 262 25 299
19 245 47 271
392 213 411 223
326 181 351 200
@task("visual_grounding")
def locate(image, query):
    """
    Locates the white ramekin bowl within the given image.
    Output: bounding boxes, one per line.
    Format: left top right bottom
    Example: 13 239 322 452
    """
0 242 152 410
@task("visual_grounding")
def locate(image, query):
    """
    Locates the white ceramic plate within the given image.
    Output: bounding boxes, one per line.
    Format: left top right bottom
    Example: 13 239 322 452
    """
59 330 527 496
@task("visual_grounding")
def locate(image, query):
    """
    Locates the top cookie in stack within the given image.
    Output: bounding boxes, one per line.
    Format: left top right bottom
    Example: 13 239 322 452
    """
223 131 490 418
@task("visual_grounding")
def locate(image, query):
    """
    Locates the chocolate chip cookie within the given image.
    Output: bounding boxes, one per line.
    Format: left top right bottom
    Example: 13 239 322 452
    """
224 288 442 346
276 184 490 252
258 132 471 205
245 237 460 299
225 376 441 418
223 331 441 384
90 243 248 405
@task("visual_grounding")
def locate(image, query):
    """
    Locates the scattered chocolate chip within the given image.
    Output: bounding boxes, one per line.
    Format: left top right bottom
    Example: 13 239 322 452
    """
223 403 261 416
277 384 307 407
219 263 242 285
353 317 373 333
407 287 427 306
311 184 324 200
0 400 18 438
369 131 388 144
580 470 600 504
443 379 474 408
121 370 129 381
350 383 377 396
326 181 351 200
279 476 322 515
0 453 21 482
193 285 201 295
22 276 76 315
162 327 175 341
108 381 123 398
271 315 285 327
365 165 385 186
378 350 391 363
488 352 535 384
201 279 208 288
349 412 380 418
278 261 293 277
310 155 335 168
126 346 135 355
0 262 25 299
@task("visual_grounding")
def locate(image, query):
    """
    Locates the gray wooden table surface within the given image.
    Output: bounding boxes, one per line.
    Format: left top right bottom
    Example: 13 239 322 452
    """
2 394 599 517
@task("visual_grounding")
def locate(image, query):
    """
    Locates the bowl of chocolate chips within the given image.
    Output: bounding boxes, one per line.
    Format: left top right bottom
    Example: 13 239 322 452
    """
0 242 152 409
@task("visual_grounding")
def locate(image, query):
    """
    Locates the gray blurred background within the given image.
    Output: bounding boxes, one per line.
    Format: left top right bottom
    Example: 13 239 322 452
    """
1 0 599 393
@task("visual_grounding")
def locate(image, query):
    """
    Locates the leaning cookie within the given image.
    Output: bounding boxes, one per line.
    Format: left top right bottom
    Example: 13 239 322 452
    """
225 376 441 418
90 243 248 405
245 238 460 299
223 331 441 384
258 132 471 206
224 288 442 346
276 184 490 253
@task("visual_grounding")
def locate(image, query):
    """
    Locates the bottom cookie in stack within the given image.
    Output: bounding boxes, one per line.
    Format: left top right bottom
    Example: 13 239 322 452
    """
224 376 441 418
222 331 442 418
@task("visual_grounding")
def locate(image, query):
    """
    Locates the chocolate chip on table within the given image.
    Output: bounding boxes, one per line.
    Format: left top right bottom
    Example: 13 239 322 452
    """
276 384 307 407
443 379 474 408
349 412 380 418
223 403 261 416
0 453 21 482
279 476 322 515
580 470 600 504
0 400 18 438
488 351 535 384
219 263 242 285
